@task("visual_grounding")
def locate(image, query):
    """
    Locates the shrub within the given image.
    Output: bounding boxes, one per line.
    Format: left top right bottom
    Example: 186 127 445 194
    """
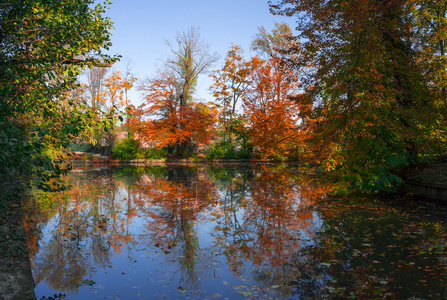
205 140 249 159
112 137 141 159
112 137 168 160
143 147 167 159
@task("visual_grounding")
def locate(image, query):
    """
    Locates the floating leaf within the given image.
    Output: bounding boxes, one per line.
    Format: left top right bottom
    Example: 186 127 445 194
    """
81 279 95 286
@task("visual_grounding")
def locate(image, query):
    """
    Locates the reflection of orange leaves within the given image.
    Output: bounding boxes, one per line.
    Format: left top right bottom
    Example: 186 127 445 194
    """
123 234 131 244
23 218 39 257
109 231 132 254
125 210 138 218
111 240 123 253
131 170 220 250
136 177 218 220
211 166 327 271
208 209 223 222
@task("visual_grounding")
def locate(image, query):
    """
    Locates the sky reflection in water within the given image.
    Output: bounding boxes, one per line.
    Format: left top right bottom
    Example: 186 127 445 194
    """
23 165 447 299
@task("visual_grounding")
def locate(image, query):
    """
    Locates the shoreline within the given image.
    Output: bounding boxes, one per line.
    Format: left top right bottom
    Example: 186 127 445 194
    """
69 152 300 166
404 181 447 201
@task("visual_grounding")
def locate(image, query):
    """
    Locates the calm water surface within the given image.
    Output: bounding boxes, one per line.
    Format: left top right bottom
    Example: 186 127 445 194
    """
23 165 447 299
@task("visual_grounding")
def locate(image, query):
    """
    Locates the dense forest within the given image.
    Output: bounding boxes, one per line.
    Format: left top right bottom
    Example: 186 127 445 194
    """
1 0 447 193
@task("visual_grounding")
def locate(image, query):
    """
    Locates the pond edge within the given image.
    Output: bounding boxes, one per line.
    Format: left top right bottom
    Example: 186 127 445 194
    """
405 181 447 202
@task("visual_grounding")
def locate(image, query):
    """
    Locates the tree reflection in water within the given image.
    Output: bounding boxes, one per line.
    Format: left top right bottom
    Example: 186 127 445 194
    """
209 165 326 298
23 165 447 299
22 165 331 299
127 165 327 298
133 167 221 291
24 169 137 292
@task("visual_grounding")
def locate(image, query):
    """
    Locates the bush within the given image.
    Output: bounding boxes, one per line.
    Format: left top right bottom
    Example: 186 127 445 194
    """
112 137 141 159
205 140 249 160
143 147 167 159
112 138 167 160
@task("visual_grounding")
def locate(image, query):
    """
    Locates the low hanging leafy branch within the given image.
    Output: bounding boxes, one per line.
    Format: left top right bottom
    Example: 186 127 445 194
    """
0 0 117 191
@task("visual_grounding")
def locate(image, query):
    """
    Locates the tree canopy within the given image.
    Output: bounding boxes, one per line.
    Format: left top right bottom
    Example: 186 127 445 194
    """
5 0 447 194
269 0 447 192
0 0 116 191
131 27 219 157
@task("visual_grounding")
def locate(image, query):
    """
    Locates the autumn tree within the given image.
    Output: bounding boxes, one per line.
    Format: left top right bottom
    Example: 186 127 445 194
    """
131 28 219 157
75 68 136 155
84 66 110 113
208 24 309 160
251 22 297 59
242 56 305 160
270 0 447 191
210 45 253 146
132 72 217 155
121 57 137 110
164 27 220 107
217 23 304 160
101 70 133 115
101 70 136 152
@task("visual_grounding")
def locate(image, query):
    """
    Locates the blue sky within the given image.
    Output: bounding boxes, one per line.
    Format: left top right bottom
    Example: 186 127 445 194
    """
104 0 294 105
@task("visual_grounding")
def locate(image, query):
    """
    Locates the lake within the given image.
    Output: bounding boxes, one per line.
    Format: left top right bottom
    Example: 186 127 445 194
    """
22 165 447 299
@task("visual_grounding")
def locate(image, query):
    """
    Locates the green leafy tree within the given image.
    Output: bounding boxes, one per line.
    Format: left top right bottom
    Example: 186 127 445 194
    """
270 0 447 192
0 0 117 192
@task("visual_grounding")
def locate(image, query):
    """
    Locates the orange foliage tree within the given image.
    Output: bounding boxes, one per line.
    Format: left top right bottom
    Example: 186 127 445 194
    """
128 27 218 157
210 45 253 143
96 69 136 151
130 72 217 155
209 24 310 161
242 57 306 160
88 69 136 118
